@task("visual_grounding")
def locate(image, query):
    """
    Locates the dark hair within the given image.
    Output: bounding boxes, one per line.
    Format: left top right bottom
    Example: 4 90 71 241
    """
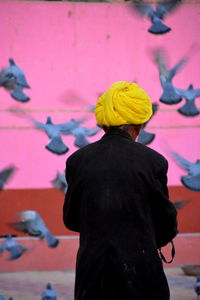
102 124 143 133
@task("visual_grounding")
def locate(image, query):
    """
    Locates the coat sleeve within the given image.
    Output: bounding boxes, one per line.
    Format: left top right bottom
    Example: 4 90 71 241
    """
151 158 178 248
63 157 80 232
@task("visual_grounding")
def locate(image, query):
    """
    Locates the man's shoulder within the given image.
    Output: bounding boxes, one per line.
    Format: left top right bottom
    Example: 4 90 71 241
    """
134 142 168 165
66 140 100 163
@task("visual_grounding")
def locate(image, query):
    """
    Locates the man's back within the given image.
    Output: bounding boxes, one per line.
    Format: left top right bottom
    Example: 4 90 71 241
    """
63 128 177 300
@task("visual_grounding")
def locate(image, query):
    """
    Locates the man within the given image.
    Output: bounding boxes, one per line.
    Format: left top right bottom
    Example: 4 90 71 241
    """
63 81 178 300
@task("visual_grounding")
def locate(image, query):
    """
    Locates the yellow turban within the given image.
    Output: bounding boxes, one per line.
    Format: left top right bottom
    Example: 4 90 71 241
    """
94 81 152 126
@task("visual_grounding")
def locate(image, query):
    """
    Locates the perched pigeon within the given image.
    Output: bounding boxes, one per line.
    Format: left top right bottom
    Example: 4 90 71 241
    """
51 172 68 193
173 200 189 210
11 210 59 248
0 165 16 190
153 48 187 104
131 0 181 34
0 58 30 102
137 103 158 145
175 84 200 116
170 152 200 192
42 283 57 300
0 234 28 260
194 276 200 300
63 126 100 148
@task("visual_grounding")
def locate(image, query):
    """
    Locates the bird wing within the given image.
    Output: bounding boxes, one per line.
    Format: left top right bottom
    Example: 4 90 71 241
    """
171 152 193 173
168 58 187 80
82 127 100 136
159 74 168 88
152 103 159 115
0 166 16 189
10 221 30 233
133 0 154 17
11 220 42 236
175 87 200 99
193 88 200 97
173 199 189 210
153 48 169 78
51 173 67 191
59 118 86 134
174 87 188 98
156 0 181 19
33 120 47 130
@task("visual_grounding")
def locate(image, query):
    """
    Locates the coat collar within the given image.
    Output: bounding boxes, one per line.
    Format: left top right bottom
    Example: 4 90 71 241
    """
101 128 133 141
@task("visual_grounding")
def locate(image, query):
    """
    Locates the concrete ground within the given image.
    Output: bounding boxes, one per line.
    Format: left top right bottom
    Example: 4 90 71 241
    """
0 267 198 300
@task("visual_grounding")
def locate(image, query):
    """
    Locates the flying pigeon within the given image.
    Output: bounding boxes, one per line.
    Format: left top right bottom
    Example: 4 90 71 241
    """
175 84 200 116
131 0 182 34
153 48 187 104
194 276 200 300
11 210 59 248
51 171 68 193
11 110 85 155
0 165 16 190
137 103 158 145
170 151 200 192
0 234 28 260
33 116 71 155
63 125 100 148
0 58 30 102
41 283 57 300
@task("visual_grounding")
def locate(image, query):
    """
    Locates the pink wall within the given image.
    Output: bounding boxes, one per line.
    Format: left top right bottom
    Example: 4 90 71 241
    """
0 1 200 189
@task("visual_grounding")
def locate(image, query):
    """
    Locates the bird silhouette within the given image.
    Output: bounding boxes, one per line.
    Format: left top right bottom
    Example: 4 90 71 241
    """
170 151 200 192
11 210 59 248
0 165 16 190
0 58 30 102
41 283 57 300
194 276 200 300
175 84 200 116
131 0 181 34
137 103 158 145
153 48 187 104
0 234 28 260
51 171 68 193
63 125 101 148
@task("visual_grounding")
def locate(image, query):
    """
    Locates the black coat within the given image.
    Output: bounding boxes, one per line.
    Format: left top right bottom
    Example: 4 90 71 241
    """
63 128 178 300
